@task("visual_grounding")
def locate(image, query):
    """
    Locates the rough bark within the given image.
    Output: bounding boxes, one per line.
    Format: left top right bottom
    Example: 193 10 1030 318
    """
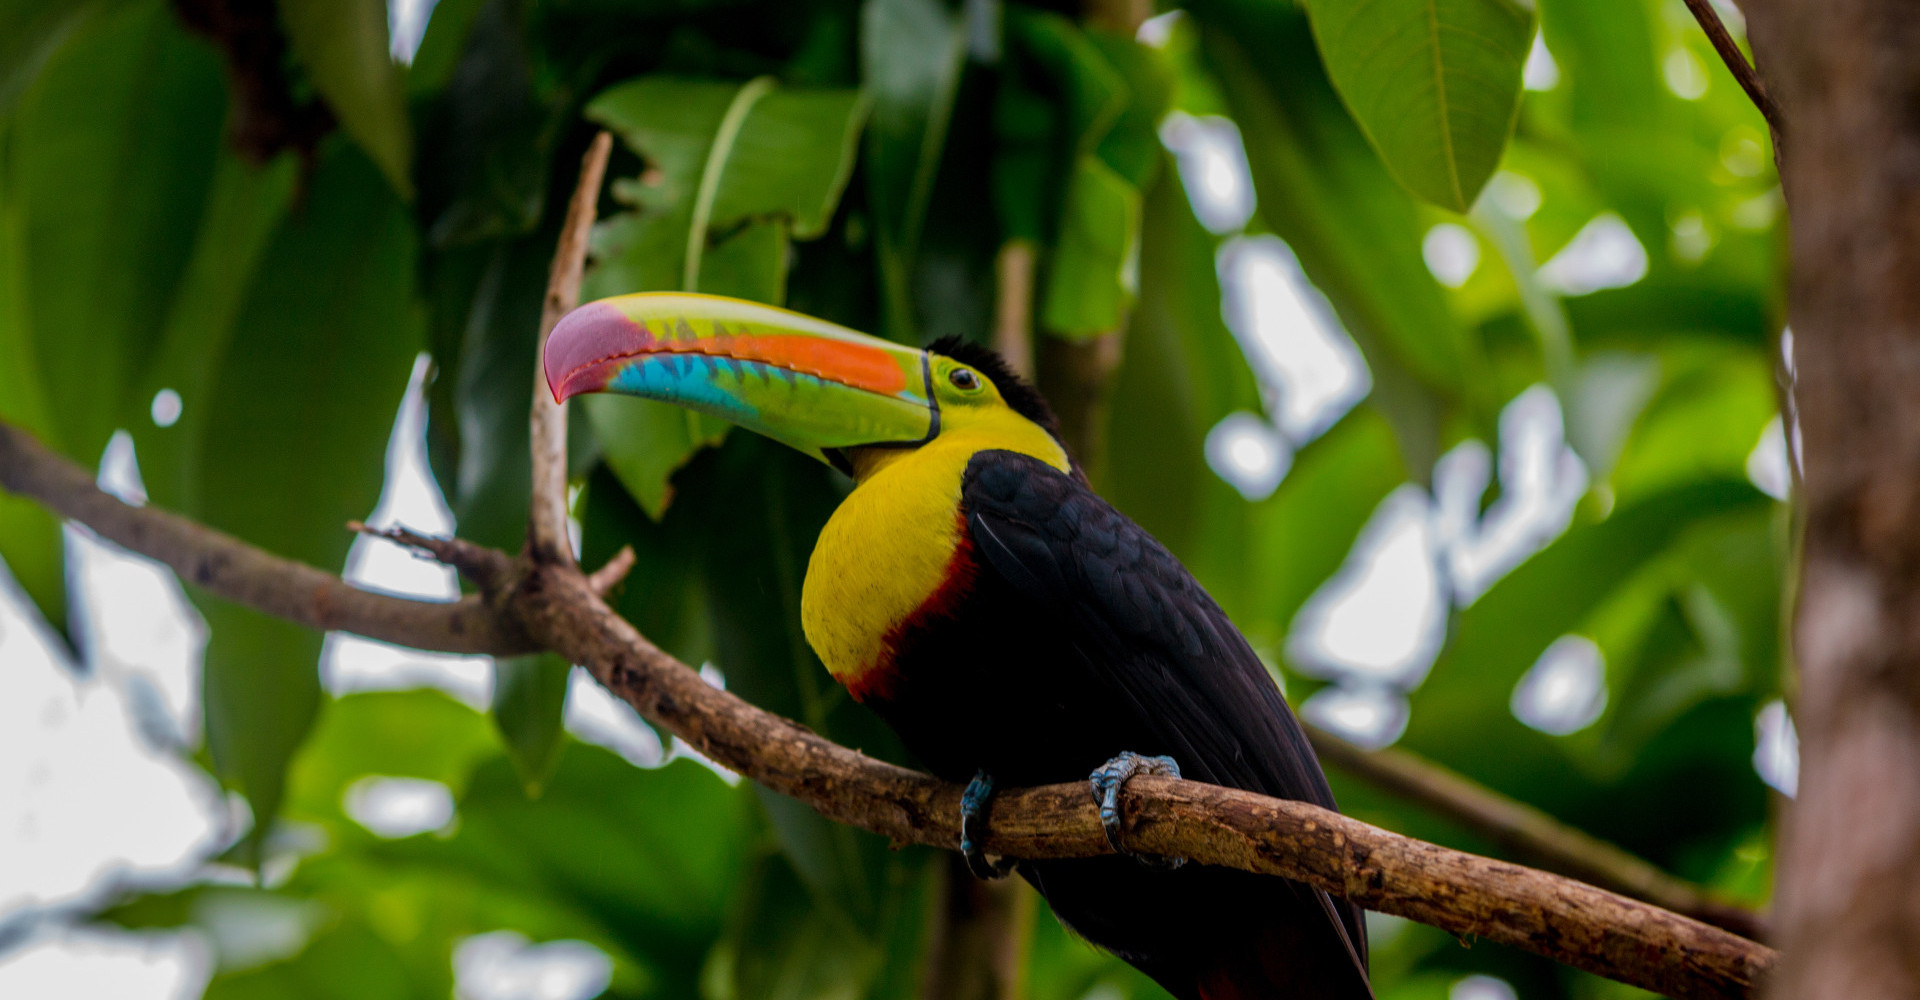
1740 3 1920 997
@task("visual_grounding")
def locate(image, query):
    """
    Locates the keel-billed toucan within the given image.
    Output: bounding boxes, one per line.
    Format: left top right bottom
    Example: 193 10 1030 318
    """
546 293 1371 1000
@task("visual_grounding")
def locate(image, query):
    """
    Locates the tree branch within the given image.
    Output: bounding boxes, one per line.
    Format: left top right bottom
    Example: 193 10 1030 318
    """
0 413 1776 996
527 131 613 567
1680 0 1783 139
0 422 533 656
1307 727 1768 941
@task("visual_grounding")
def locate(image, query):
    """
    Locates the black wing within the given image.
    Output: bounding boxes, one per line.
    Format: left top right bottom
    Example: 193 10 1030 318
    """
962 449 1370 978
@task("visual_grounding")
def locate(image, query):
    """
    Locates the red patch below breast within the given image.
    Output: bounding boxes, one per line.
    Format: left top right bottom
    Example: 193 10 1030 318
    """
846 510 979 704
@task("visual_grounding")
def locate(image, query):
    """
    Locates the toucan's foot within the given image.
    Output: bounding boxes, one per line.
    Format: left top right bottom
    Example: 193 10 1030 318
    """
1089 752 1188 870
961 769 1015 880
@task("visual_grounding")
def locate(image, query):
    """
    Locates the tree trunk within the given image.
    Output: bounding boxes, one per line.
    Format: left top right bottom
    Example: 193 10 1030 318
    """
1742 3 1920 996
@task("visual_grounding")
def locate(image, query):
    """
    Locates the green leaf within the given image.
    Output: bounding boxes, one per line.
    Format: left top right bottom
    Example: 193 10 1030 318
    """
205 919 416 1000
861 0 967 339
993 8 1129 244
492 653 574 796
0 0 224 633
577 462 712 672
421 235 552 551
581 75 868 515
1191 0 1490 472
131 152 300 512
191 141 423 857
704 851 883 1000
285 689 501 821
585 392 731 520
1302 0 1532 211
1039 155 1142 339
277 0 414 199
0 0 132 118
1403 479 1769 780
3 0 225 465
1101 164 1261 568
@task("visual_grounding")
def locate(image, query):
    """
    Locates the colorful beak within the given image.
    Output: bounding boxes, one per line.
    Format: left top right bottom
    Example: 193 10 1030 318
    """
544 293 937 465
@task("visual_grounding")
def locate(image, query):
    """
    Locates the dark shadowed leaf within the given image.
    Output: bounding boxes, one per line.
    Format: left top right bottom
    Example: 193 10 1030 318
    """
492 652 574 796
191 141 423 857
278 0 413 198
860 0 967 340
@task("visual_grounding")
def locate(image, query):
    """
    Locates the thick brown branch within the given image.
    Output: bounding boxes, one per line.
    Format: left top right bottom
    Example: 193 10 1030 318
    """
0 422 534 655
508 561 1776 1000
1680 0 1783 138
527 132 613 566
1308 726 1768 941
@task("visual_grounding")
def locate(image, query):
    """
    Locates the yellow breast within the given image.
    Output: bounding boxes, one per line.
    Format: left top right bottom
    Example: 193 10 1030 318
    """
800 411 1070 696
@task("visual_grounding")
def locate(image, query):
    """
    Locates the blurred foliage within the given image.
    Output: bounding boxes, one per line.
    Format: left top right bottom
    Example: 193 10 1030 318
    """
0 0 1784 996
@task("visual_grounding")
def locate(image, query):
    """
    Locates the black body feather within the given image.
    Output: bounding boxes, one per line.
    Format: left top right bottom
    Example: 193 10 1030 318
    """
865 448 1372 1000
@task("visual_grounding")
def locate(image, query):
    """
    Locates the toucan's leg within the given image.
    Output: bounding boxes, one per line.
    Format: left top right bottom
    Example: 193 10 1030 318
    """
961 769 1015 880
1089 752 1188 870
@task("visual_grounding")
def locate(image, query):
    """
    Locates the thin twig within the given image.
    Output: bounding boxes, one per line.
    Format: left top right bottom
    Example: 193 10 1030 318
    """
1308 727 1768 941
528 131 613 567
585 545 636 596
346 520 513 589
0 423 533 655
1681 0 1783 138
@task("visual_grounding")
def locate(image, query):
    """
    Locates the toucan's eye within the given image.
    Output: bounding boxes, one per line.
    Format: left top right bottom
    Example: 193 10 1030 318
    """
949 368 980 391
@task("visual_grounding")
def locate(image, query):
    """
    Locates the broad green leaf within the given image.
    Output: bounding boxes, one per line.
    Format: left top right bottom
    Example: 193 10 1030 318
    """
581 76 868 516
993 15 1169 343
192 141 423 857
704 851 882 1000
0 177 62 626
577 463 712 673
676 435 909 929
1403 479 1769 789
285 689 500 820
205 919 415 1000
0 0 132 118
131 152 299 512
994 7 1129 244
1608 345 1775 504
421 235 552 551
4 0 224 466
1101 165 1261 572
1191 0 1492 472
0 0 223 631
277 0 414 199
492 653 574 796
435 753 753 990
1039 155 1142 339
861 0 967 340
1302 0 1532 211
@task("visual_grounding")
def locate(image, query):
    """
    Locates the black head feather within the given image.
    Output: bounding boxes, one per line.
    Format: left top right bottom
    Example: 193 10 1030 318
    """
927 336 1064 443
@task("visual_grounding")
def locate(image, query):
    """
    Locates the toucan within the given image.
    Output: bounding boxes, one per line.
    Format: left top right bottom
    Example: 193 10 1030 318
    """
545 292 1372 1000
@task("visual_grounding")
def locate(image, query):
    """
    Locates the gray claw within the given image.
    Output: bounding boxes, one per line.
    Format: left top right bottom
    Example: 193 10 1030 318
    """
1088 752 1187 870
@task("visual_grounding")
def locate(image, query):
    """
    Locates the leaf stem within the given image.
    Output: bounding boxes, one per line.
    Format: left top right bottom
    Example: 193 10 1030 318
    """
685 76 776 292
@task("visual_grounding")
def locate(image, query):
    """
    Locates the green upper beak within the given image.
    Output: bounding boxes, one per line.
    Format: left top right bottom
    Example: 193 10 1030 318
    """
545 293 938 466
